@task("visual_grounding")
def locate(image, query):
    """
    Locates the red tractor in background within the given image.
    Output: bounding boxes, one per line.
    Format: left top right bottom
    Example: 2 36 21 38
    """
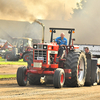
17 27 88 88
0 27 40 62
0 39 12 50
5 37 33 62
0 39 12 58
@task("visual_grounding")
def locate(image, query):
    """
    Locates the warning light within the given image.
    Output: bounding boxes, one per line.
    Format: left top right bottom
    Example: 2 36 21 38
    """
50 30 52 32
72 31 75 33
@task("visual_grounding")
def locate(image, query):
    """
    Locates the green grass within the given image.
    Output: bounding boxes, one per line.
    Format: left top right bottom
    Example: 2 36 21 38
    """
0 58 27 65
0 58 25 79
0 74 16 79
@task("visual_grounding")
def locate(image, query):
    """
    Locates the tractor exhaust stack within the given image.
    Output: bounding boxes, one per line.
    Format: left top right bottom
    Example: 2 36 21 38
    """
35 20 45 43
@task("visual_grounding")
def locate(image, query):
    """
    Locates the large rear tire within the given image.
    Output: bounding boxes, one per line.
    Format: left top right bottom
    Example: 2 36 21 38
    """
23 53 30 62
65 51 87 87
17 67 27 86
6 53 13 61
85 81 92 86
53 68 65 88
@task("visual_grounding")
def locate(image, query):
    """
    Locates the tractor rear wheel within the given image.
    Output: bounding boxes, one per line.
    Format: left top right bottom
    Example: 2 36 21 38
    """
85 81 92 86
6 53 13 61
17 67 27 86
53 68 65 88
23 53 30 62
65 51 87 87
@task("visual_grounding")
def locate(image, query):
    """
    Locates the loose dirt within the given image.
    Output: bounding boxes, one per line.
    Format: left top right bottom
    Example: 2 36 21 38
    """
0 79 100 100
0 65 100 100
0 65 24 75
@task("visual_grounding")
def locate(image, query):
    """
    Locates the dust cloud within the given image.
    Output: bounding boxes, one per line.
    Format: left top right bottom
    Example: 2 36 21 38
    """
0 0 82 22
69 0 100 45
0 0 99 45
0 0 35 22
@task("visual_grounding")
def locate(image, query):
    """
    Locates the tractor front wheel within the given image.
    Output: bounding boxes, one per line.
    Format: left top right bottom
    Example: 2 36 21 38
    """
17 67 27 86
53 68 65 88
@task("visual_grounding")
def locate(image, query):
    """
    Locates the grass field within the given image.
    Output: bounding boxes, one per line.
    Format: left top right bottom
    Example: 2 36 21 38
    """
0 58 26 79
0 74 16 79
0 58 27 79
0 58 27 65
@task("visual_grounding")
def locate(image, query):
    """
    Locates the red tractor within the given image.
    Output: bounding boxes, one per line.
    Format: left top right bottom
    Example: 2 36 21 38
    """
16 28 89 88
0 39 12 50
0 39 12 58
5 37 33 62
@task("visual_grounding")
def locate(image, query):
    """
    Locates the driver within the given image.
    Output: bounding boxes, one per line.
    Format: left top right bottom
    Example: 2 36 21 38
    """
55 32 67 58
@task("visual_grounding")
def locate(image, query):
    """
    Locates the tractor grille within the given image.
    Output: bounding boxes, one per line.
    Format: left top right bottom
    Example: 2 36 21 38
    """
34 50 47 63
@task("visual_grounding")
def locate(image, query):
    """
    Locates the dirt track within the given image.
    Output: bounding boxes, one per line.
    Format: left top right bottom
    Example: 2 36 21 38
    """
0 65 23 75
0 79 100 100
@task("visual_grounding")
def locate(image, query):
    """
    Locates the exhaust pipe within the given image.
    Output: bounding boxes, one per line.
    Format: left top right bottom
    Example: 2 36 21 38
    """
34 20 45 43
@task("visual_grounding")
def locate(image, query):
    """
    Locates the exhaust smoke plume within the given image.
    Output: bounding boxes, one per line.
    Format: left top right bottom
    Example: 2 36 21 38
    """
1 0 99 45
0 0 82 22
69 0 100 45
0 0 35 22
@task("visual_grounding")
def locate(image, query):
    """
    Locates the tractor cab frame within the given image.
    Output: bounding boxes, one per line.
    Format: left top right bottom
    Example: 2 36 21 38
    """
50 28 75 46
50 28 78 51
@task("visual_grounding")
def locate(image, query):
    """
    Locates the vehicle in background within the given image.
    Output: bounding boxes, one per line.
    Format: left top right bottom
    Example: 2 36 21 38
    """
5 37 33 62
0 38 12 58
0 28 40 62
